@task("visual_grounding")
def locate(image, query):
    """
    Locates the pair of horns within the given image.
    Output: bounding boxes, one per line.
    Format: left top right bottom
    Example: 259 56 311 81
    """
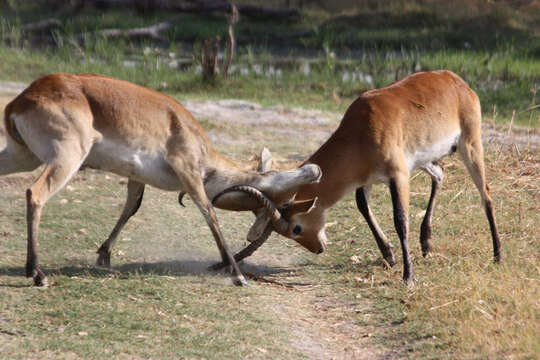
212 185 289 235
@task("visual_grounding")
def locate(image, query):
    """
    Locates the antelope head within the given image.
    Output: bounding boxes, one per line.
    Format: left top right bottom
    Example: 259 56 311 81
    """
236 149 328 254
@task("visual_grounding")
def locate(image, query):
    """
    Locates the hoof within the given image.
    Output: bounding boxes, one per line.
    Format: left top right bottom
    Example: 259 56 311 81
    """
402 275 417 287
422 249 433 258
383 254 397 267
494 254 502 263
33 269 49 287
232 275 250 287
96 252 111 268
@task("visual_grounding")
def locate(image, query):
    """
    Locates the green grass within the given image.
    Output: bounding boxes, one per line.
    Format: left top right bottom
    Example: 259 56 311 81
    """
0 41 538 127
0 170 314 359
1 274 299 359
314 6 540 54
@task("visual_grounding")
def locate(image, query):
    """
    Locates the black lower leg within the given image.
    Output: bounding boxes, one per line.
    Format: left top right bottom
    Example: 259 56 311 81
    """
96 183 145 267
209 224 272 271
389 179 414 284
485 200 501 262
355 188 396 265
420 179 439 256
130 186 145 216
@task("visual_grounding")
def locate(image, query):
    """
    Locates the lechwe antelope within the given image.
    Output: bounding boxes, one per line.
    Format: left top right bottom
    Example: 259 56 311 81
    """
0 73 321 287
228 70 501 285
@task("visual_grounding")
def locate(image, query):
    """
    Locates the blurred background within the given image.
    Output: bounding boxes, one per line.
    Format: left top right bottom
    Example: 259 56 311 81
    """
0 0 538 124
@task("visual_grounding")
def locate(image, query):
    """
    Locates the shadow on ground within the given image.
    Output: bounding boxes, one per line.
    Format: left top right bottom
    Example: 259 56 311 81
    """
0 258 300 285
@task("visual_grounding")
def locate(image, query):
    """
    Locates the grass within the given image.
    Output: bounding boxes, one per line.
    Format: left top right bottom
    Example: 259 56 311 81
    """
309 145 540 358
1 89 538 358
1 275 297 359
0 168 314 359
0 41 538 127
0 1 539 358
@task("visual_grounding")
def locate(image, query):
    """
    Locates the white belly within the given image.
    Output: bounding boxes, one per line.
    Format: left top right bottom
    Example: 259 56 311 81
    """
84 140 183 190
405 131 460 172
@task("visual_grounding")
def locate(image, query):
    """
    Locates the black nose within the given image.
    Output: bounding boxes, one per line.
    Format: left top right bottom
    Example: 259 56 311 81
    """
316 248 324 254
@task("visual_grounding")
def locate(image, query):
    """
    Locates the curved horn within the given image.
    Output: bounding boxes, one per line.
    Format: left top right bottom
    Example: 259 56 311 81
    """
212 185 289 234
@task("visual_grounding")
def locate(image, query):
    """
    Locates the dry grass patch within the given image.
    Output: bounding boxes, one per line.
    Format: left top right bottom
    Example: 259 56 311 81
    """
314 142 539 359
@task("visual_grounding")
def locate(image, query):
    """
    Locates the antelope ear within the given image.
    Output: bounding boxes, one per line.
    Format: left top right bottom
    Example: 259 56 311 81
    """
286 197 318 216
257 147 273 172
247 209 272 242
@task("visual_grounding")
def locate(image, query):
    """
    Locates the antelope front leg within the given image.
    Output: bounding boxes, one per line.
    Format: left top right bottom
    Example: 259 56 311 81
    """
191 193 249 286
166 152 249 286
356 186 396 266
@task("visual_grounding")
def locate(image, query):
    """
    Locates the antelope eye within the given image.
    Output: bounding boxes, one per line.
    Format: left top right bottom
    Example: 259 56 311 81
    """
292 225 302 236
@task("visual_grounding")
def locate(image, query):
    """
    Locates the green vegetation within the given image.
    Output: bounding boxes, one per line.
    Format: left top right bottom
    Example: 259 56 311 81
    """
0 172 311 359
0 0 538 125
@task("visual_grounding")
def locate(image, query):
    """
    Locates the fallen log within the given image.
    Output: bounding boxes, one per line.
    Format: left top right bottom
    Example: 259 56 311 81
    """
74 15 183 44
21 18 62 34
